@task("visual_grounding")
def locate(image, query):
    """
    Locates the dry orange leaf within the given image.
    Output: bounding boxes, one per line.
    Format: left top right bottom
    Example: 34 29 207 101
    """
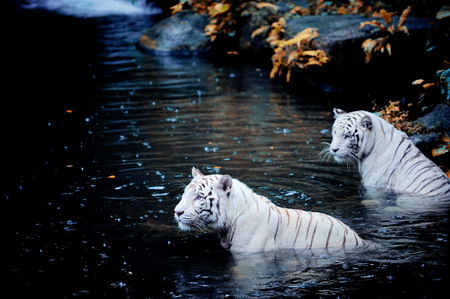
423 83 436 90
107 175 116 179
337 6 346 15
251 26 269 38
209 3 230 18
432 144 450 157
380 9 395 26
396 6 411 34
257 2 279 11
170 3 184 14
442 132 450 143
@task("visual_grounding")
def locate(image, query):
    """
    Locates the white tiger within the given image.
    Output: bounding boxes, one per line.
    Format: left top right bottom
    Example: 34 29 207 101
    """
323 108 450 196
174 167 369 252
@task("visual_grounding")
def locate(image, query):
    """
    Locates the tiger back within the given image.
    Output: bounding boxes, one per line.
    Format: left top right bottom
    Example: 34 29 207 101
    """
174 168 369 252
325 108 450 197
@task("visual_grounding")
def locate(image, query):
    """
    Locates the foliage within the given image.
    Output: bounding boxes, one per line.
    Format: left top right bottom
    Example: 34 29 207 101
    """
266 24 329 82
171 0 282 42
360 6 410 63
432 131 450 158
307 0 384 16
373 100 429 135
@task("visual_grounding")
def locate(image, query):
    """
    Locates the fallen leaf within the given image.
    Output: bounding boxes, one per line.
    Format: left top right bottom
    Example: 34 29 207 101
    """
108 175 116 179
209 3 230 18
251 26 269 38
204 24 217 36
423 83 436 90
432 144 450 157
380 9 395 26
337 6 346 15
442 131 450 143
257 3 279 11
396 6 411 33
287 50 299 65
386 43 392 56
170 3 184 14
360 20 387 31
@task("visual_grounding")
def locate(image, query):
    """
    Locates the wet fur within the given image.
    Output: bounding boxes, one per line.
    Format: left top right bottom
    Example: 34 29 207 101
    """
174 168 369 252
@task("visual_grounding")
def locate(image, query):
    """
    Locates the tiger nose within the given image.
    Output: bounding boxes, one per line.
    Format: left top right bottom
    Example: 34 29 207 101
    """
175 209 184 217
331 148 339 153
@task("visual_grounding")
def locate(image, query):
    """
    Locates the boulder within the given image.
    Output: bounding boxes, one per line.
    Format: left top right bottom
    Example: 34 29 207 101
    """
137 11 211 55
241 14 436 59
411 103 450 146
438 68 450 101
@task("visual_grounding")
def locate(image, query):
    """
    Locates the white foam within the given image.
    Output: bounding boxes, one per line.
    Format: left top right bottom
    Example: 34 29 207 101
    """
22 0 162 17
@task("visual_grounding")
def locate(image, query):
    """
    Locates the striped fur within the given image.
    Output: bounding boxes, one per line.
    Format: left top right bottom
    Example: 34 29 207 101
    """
174 168 368 252
325 108 450 196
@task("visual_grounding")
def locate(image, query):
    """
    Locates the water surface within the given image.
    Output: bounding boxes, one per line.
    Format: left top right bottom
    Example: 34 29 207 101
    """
4 3 449 298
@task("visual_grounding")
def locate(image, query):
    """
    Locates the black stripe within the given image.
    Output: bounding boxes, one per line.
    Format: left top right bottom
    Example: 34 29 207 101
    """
404 164 434 191
377 117 386 135
292 210 303 248
309 220 319 250
426 179 450 195
285 209 290 227
386 136 408 182
414 175 444 194
325 216 334 249
305 213 314 245
273 207 281 242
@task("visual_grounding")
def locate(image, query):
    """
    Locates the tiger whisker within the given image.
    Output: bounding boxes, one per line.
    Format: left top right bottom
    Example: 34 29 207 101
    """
318 142 333 162
172 180 187 189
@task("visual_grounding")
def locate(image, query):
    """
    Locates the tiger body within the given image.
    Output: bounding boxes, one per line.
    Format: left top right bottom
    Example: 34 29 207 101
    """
328 108 450 196
174 168 368 252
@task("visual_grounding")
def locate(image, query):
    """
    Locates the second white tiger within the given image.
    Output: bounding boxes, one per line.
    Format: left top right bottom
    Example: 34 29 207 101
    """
325 108 450 196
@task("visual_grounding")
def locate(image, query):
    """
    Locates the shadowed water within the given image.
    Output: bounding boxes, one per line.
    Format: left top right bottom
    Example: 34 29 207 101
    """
3 2 449 298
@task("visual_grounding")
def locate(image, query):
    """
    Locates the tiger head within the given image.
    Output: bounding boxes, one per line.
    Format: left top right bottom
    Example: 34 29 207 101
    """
326 108 374 164
174 168 232 231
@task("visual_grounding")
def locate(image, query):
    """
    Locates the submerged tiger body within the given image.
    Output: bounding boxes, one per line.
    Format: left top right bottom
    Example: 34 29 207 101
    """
325 108 450 196
174 168 369 252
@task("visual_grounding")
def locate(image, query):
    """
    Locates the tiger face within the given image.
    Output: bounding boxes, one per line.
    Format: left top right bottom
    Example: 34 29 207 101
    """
329 108 372 164
174 168 232 231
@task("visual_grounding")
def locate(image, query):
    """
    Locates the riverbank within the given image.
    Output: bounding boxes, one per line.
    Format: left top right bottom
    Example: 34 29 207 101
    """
138 2 449 150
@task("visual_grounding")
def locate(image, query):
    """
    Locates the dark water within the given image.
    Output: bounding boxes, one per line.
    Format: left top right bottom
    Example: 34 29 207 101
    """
3 3 450 298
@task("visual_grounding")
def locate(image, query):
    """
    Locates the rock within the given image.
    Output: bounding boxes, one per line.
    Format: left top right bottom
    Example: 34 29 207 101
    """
411 103 450 146
410 132 440 146
438 68 450 101
137 11 211 55
239 13 437 86
414 103 450 130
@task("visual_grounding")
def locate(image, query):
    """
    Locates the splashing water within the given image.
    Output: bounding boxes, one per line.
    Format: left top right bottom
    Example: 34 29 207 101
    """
20 0 162 17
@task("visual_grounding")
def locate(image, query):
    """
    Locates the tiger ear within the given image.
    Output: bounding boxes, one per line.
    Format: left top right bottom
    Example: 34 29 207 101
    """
218 175 233 196
361 115 372 130
333 108 347 118
192 167 204 179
